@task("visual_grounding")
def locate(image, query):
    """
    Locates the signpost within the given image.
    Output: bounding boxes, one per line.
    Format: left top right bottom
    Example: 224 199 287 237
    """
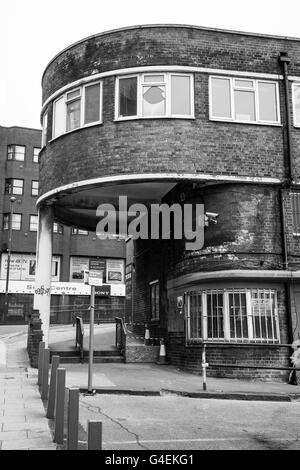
86 260 103 395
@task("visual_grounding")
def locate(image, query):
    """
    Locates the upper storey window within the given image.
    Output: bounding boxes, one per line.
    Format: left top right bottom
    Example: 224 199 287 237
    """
209 76 280 125
116 73 194 120
53 82 102 139
7 145 25 161
292 83 300 127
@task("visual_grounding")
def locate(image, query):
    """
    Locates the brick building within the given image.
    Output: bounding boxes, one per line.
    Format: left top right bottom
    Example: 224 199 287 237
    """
0 125 125 324
37 24 300 379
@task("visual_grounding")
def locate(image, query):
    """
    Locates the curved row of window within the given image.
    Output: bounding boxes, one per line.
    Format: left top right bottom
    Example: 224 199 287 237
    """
41 71 300 146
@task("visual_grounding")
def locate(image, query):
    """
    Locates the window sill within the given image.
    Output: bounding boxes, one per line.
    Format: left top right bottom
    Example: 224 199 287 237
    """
114 115 195 123
186 340 281 347
209 117 282 127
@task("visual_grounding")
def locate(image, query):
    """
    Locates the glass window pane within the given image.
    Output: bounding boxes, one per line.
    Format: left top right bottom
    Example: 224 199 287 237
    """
119 77 137 117
142 85 166 116
144 75 165 83
33 148 40 163
235 80 254 88
84 83 100 124
171 75 191 116
207 292 224 339
15 146 25 161
66 99 81 131
12 214 21 230
211 78 231 118
54 97 65 137
42 111 48 146
66 89 81 101
258 82 277 122
234 90 255 121
294 85 300 125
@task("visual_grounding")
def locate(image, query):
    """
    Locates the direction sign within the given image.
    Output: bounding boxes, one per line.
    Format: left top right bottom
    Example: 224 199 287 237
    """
88 270 103 286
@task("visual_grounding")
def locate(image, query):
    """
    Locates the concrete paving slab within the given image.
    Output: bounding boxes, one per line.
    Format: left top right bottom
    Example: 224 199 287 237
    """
1 437 56 450
0 430 27 440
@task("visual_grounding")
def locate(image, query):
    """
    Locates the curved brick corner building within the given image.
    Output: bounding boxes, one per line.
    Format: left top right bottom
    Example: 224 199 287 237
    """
38 24 300 380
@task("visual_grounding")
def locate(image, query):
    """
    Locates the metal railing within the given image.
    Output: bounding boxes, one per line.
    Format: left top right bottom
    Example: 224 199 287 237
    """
75 316 84 363
115 317 126 355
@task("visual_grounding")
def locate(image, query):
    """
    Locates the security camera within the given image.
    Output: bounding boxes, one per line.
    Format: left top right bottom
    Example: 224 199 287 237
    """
205 212 219 225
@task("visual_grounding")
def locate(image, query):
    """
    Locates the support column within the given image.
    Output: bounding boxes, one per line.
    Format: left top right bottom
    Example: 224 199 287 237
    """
33 204 53 347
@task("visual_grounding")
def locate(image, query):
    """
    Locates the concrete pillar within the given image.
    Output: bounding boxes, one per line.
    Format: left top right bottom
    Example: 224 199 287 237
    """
34 204 53 347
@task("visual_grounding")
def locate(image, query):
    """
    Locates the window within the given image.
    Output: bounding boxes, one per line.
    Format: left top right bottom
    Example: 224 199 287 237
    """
292 83 300 127
7 145 25 161
53 82 102 138
210 76 280 124
3 213 22 231
291 192 300 235
29 215 38 232
42 111 48 147
33 147 40 163
116 73 194 120
71 228 89 235
187 288 279 343
150 280 160 321
5 179 24 195
53 222 64 234
31 181 39 196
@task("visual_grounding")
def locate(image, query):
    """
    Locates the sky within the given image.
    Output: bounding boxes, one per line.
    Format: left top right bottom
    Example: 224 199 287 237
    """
1 0 300 129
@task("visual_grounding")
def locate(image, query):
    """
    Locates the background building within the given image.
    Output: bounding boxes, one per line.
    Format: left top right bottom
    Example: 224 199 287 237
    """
37 24 300 379
0 125 125 324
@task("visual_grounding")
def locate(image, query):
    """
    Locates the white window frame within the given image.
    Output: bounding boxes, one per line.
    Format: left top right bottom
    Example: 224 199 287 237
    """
209 76 281 126
115 72 195 121
291 192 300 236
292 82 300 128
29 215 39 232
52 81 103 139
42 111 48 147
31 180 39 197
33 147 41 163
186 288 280 344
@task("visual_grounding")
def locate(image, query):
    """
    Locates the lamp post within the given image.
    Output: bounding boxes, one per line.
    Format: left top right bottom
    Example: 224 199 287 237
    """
3 196 16 323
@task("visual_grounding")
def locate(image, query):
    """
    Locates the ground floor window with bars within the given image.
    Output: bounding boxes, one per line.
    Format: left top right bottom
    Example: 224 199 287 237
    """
186 288 279 343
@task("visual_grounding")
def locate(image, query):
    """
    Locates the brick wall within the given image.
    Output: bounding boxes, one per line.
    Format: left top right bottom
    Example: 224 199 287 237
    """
39 26 300 196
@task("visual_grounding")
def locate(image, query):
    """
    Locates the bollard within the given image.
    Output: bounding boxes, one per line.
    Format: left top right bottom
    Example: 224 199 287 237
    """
87 420 102 450
46 355 60 419
67 388 79 450
202 343 208 391
37 341 45 386
54 368 66 445
41 348 50 400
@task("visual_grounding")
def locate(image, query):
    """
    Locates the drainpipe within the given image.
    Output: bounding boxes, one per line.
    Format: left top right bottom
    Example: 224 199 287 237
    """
278 52 294 344
279 52 293 183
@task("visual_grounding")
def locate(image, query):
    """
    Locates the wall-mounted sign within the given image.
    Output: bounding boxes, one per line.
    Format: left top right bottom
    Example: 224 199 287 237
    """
95 285 111 297
0 253 60 282
106 259 124 284
0 281 125 296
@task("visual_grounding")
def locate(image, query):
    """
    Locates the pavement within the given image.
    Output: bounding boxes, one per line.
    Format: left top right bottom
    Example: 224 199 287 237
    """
47 324 300 401
0 324 300 451
0 327 56 450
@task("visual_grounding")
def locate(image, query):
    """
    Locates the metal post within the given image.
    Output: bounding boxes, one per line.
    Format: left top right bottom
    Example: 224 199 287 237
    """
202 343 208 391
88 285 95 394
54 368 66 444
3 196 16 323
41 348 50 400
67 388 79 450
46 355 60 419
37 341 45 386
87 420 102 450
